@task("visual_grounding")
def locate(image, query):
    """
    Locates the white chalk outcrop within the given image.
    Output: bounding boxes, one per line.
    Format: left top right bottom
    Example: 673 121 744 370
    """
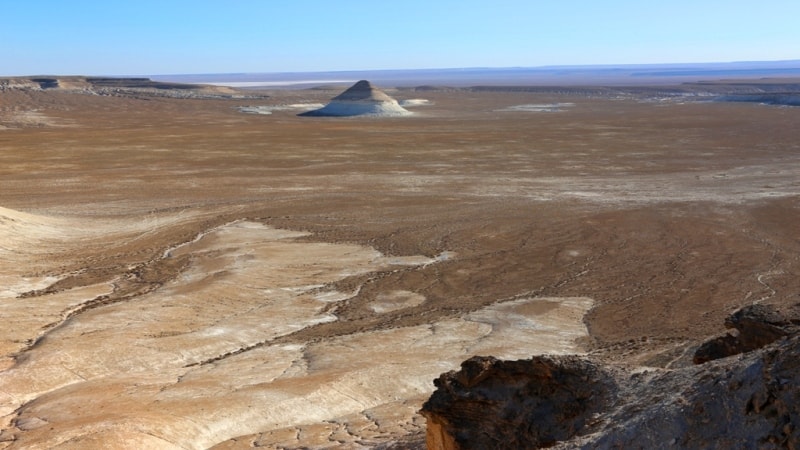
300 80 411 117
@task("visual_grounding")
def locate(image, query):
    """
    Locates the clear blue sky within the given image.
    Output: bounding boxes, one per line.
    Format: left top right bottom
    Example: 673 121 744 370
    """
1 0 798 76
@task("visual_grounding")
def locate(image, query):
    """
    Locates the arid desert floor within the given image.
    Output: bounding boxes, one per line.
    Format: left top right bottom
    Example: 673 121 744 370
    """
1 80 799 448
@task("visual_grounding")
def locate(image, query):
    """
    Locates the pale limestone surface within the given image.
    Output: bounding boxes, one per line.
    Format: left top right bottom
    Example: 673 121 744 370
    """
0 211 592 449
302 80 411 117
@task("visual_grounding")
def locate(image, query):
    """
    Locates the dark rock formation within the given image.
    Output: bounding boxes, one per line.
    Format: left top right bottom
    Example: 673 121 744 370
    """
716 93 800 107
693 304 800 364
588 335 800 449
421 356 615 449
422 305 800 449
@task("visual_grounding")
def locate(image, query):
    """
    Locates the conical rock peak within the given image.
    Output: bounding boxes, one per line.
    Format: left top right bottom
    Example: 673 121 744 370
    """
300 80 411 117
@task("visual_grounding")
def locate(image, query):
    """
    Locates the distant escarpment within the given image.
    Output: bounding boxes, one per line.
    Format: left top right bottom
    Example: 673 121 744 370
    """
398 80 800 103
0 76 252 99
715 93 800 106
422 304 800 449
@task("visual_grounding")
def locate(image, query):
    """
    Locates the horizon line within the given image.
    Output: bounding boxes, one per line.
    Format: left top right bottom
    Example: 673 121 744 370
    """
148 59 800 78
3 58 799 79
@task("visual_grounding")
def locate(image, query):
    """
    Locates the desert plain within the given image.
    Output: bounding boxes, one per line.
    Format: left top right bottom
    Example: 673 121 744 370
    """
0 78 799 448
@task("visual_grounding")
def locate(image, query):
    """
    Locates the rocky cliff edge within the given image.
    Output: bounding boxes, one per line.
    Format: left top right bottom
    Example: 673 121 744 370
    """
422 304 800 449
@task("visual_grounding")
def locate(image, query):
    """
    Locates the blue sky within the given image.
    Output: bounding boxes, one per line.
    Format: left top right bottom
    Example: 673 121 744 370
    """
1 0 798 76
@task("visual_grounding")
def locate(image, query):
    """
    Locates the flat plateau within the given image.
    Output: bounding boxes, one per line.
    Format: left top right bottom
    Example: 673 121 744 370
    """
1 80 799 448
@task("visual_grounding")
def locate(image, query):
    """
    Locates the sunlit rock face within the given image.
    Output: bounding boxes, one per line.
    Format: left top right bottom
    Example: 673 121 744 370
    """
300 80 411 117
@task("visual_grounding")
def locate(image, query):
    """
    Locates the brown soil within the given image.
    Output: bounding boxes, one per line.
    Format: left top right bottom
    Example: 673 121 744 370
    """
1 83 799 447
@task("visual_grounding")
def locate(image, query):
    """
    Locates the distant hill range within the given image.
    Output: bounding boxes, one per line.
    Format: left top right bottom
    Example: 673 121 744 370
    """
0 76 245 99
3 63 800 106
152 60 800 88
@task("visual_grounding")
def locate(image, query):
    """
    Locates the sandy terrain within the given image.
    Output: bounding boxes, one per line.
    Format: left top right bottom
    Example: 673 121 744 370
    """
1 82 799 448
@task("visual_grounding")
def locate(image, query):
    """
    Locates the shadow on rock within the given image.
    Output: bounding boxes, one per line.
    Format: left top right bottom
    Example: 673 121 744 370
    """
421 304 800 449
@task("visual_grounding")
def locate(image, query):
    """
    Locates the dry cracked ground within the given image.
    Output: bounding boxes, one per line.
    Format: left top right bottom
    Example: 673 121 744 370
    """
0 84 799 448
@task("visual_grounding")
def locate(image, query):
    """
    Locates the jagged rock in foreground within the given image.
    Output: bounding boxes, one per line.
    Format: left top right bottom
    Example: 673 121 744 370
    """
300 80 411 117
421 356 615 449
693 303 800 364
422 306 800 449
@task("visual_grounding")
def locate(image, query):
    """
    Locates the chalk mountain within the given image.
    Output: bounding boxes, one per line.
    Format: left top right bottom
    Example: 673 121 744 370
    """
300 80 411 117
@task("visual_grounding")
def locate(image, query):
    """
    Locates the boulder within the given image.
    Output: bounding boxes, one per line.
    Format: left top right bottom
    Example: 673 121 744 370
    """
420 356 615 449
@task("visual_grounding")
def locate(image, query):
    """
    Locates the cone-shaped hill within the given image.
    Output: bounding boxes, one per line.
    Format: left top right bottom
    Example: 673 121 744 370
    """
300 80 411 117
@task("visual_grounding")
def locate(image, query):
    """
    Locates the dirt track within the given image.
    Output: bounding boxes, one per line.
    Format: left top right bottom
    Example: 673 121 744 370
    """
1 85 799 448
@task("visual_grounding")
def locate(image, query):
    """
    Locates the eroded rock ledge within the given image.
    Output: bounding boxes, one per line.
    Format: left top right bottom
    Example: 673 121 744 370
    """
421 305 800 449
421 356 615 449
693 304 800 364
